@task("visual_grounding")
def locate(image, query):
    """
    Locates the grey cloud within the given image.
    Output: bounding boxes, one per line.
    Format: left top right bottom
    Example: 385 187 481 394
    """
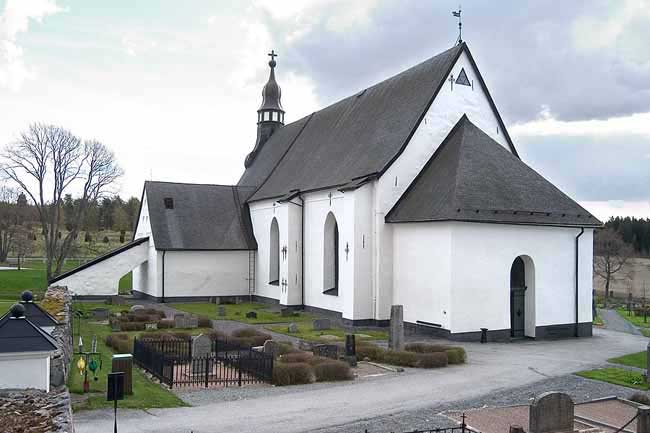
268 0 650 124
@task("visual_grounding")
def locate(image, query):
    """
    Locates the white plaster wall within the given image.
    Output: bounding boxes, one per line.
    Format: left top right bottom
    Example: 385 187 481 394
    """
163 250 249 297
133 191 160 297
0 352 51 391
449 223 593 334
249 199 284 302
392 222 452 328
56 241 149 296
352 183 374 320
374 51 512 320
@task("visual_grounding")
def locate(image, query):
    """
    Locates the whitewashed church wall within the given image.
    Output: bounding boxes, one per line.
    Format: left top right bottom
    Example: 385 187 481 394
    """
303 190 348 315
56 241 150 296
133 191 160 298
249 199 285 302
373 51 513 321
351 183 375 320
392 222 452 328
163 250 249 298
449 223 593 335
285 201 303 306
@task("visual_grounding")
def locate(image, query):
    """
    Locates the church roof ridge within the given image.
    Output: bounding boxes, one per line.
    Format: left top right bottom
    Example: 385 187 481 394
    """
145 180 256 190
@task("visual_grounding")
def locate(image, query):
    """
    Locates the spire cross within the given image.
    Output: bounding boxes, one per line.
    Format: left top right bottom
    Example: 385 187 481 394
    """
268 50 278 62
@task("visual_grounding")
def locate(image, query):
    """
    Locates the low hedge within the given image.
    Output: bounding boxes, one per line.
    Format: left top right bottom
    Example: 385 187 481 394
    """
230 328 272 347
404 342 448 353
416 352 448 368
312 360 353 382
445 347 466 364
281 351 313 363
356 342 386 362
272 362 315 386
198 316 212 328
119 322 145 332
158 319 174 329
382 350 419 367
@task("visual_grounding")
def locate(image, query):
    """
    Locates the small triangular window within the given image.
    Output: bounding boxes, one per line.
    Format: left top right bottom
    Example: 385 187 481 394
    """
456 68 471 86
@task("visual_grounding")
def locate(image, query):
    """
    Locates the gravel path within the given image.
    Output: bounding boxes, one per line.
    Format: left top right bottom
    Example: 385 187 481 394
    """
599 308 642 335
305 375 640 433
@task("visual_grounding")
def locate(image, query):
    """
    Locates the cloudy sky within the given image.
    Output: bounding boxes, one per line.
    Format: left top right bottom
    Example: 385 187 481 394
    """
0 0 649 220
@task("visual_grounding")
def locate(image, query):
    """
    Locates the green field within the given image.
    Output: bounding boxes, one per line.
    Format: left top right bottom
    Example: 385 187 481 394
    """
69 303 189 411
617 308 650 328
608 351 647 369
265 322 388 342
171 302 316 324
576 367 650 390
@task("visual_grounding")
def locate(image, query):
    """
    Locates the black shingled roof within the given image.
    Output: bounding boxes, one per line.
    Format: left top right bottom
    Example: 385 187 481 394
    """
240 43 517 202
0 314 58 353
0 302 58 328
385 115 602 227
144 181 257 250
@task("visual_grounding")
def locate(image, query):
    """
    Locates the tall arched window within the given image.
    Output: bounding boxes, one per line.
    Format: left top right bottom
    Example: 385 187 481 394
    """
269 217 279 285
323 212 339 296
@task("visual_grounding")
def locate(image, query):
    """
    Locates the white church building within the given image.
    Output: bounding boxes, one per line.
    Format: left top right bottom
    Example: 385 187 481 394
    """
51 43 601 341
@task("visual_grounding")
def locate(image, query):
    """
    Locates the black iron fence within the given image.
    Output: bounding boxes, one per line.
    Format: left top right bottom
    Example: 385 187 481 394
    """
363 418 479 433
133 336 273 388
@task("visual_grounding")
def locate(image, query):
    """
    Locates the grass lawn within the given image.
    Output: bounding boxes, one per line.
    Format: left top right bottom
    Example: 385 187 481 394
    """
609 351 647 369
69 302 189 411
576 367 650 390
265 322 388 342
171 302 316 324
0 300 14 315
616 308 650 328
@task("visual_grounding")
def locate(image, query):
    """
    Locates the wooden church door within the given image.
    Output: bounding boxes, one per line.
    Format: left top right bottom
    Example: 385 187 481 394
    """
510 257 526 338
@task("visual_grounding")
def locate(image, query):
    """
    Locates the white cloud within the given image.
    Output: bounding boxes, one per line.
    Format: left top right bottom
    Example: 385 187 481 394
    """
0 0 63 91
511 110 650 139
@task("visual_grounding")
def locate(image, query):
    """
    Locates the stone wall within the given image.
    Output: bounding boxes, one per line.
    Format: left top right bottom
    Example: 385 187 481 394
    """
43 286 73 388
0 387 74 433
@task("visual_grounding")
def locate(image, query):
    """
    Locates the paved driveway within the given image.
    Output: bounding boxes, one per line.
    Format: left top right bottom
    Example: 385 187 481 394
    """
74 329 647 433
599 308 642 335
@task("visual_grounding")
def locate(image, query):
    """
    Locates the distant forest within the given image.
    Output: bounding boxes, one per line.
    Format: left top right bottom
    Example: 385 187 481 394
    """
63 195 140 233
606 217 650 257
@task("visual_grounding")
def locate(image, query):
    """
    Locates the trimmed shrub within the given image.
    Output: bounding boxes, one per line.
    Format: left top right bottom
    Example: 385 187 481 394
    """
313 360 353 382
230 329 272 348
276 342 300 356
272 362 315 386
306 356 333 367
197 316 212 328
158 319 173 329
355 342 386 362
404 342 449 353
232 328 263 338
281 352 313 363
630 392 650 405
120 322 145 332
415 352 448 368
445 347 466 364
105 333 129 349
113 338 133 354
206 329 227 340
383 350 419 367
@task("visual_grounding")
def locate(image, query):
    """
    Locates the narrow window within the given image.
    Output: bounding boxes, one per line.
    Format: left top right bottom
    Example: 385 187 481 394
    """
164 197 174 209
323 212 339 296
269 218 279 285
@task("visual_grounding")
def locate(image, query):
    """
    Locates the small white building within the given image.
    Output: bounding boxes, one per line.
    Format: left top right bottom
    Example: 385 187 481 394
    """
50 42 601 341
0 304 58 392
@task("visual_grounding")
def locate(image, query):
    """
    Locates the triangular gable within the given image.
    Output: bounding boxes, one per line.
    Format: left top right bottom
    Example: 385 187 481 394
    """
386 115 601 227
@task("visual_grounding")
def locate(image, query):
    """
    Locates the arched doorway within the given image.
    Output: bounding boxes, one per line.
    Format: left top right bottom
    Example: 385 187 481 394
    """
510 256 535 338
269 218 279 285
323 212 339 296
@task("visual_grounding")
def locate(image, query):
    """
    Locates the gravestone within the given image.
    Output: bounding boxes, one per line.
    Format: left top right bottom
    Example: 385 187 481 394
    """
91 308 110 320
217 305 226 317
145 323 158 330
529 392 574 433
313 344 338 359
388 305 404 350
287 323 298 333
263 340 282 358
191 334 212 374
187 316 199 329
246 311 257 319
313 318 331 331
110 320 120 332
280 308 292 317
130 305 145 312
344 334 357 367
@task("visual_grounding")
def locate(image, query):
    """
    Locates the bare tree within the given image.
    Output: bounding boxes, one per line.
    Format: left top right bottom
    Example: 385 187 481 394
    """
0 186 18 262
12 225 34 270
0 124 123 279
594 227 634 307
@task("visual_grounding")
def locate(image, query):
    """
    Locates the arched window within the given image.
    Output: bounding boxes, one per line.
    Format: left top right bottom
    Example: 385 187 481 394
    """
269 218 279 285
323 212 339 296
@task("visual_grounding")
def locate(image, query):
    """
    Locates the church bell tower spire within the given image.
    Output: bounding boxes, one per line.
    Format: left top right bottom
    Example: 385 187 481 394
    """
245 50 285 168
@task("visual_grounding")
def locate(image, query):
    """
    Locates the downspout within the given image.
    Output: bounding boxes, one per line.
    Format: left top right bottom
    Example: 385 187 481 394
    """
299 195 305 307
575 228 584 337
162 250 166 303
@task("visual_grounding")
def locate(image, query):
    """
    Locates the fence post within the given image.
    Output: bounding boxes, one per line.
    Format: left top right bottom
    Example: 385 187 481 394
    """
238 353 243 386
205 356 209 388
